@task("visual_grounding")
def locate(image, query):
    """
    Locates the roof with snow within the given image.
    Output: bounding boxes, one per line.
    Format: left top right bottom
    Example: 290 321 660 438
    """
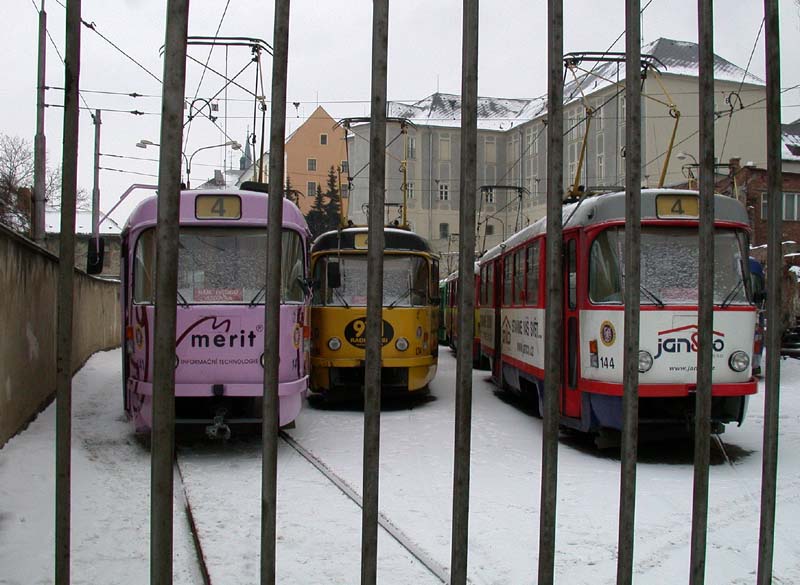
387 93 538 131
783 119 800 162
46 211 123 234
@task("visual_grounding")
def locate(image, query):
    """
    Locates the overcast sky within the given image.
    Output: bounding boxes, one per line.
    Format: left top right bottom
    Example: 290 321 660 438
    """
3 0 799 225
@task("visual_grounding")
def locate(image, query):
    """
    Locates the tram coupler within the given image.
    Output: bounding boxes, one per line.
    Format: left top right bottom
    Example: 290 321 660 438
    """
205 409 231 440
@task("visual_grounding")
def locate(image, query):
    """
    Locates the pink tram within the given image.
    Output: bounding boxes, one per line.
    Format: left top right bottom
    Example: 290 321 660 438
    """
120 186 311 436
478 189 758 434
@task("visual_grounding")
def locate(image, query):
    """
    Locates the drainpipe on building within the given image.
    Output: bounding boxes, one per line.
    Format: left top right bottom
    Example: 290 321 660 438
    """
429 129 434 243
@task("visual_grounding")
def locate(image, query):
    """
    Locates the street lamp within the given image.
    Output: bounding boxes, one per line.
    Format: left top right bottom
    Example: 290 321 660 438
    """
136 139 241 188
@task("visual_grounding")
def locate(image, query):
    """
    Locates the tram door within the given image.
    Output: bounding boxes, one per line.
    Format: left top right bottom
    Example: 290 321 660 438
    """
492 258 503 385
562 234 581 419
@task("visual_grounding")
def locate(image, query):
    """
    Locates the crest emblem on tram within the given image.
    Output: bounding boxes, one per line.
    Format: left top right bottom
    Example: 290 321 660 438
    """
600 321 616 347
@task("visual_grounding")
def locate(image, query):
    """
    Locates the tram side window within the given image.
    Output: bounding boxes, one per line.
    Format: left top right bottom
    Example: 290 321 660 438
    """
567 239 577 309
589 228 623 303
281 230 305 303
486 263 494 306
431 260 440 300
514 250 525 306
133 229 156 303
526 241 540 305
503 257 513 306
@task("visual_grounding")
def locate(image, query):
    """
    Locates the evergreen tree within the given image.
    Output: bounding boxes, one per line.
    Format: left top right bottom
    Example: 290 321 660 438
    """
323 165 342 231
284 176 298 206
306 183 329 238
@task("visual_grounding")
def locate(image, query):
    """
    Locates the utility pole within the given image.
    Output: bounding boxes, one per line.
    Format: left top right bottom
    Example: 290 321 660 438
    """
91 109 101 244
33 0 47 243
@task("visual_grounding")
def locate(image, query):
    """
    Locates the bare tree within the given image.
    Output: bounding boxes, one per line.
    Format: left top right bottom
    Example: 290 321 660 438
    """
0 133 88 237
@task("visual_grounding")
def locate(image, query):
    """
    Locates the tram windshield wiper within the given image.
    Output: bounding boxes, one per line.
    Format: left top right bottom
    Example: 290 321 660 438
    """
332 286 350 309
640 284 665 308
248 286 266 306
720 280 744 308
177 290 189 307
387 288 411 309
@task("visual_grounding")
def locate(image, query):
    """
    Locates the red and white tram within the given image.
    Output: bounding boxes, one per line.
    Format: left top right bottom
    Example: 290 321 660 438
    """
478 189 757 434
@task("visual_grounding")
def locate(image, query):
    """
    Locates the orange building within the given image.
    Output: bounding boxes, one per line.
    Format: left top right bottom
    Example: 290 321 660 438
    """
285 106 349 216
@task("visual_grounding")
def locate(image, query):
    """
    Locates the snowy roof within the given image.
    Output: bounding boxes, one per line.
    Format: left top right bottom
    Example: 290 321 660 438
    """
194 168 253 190
46 210 122 234
387 93 538 131
564 37 764 106
782 119 800 162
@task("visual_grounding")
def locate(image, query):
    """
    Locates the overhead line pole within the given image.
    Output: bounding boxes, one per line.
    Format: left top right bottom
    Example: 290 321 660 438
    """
33 0 47 243
756 0 782 583
91 109 101 247
260 1 290 583
150 1 190 583
538 0 564 583
55 0 81 582
449 0 478 583
362 0 388 583
616 2 642 583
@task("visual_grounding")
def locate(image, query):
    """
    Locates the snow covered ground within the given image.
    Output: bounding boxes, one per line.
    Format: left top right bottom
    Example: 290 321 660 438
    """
1 348 799 584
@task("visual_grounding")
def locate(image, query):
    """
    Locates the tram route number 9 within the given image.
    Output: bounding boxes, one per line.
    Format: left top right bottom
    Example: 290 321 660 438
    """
345 317 395 348
195 195 242 220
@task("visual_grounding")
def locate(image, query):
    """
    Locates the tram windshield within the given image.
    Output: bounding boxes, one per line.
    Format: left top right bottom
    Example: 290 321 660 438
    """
133 227 305 304
313 254 430 307
589 226 750 306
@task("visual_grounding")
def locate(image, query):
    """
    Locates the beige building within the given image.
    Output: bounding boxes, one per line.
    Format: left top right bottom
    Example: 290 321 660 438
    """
285 106 349 215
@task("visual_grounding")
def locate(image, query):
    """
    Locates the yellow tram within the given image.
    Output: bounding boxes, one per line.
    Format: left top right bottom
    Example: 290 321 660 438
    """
309 227 440 399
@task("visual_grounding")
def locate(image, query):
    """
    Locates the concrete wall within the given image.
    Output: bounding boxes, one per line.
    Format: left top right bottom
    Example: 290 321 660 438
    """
0 224 120 447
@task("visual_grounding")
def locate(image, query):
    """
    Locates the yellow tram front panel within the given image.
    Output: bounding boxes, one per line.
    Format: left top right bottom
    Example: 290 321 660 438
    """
310 306 437 393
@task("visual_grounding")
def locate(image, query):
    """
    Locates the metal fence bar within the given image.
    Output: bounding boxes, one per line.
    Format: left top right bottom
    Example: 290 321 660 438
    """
449 0 479 582
538 1 563 583
756 1 782 582
150 2 189 583
260 1 290 583
362 1 389 583
55 1 81 582
616 2 642 583
689 1 715 583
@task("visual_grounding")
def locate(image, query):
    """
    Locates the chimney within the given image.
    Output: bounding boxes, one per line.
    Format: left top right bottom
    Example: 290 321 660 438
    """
214 170 224 186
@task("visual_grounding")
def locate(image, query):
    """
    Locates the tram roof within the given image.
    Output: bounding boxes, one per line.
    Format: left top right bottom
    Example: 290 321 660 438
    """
479 189 750 264
122 187 309 235
312 227 435 254
443 262 481 282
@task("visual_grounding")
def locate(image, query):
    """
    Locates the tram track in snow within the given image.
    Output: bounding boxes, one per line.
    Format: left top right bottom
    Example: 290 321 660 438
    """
174 459 214 585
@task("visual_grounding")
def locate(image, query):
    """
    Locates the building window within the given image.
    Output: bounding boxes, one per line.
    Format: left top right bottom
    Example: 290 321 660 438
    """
768 191 800 221
320 134 328 145
485 136 496 164
484 188 495 203
439 133 451 161
438 183 449 201
486 224 495 236
595 98 604 131
340 160 349 174
307 158 317 172
596 134 605 181
439 222 449 239
406 182 414 199
307 181 317 196
407 136 416 160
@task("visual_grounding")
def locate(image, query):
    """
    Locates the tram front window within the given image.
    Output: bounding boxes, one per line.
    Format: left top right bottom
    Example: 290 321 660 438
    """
132 227 304 304
314 255 429 307
589 226 750 306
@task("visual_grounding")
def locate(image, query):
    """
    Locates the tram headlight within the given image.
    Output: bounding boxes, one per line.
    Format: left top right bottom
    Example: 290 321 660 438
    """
638 350 654 373
327 337 342 351
395 337 409 352
728 350 750 373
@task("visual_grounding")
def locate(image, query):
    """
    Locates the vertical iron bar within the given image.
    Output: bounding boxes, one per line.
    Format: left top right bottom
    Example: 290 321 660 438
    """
55 1 80 582
689 1 714 583
756 1 782 583
538 0 563 583
260 1 290 584
450 0 478 583
362 1 388 583
616 2 642 583
91 109 101 245
150 2 189 584
33 0 47 243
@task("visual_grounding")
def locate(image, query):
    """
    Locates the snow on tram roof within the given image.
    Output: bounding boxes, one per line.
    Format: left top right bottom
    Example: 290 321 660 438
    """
479 189 750 265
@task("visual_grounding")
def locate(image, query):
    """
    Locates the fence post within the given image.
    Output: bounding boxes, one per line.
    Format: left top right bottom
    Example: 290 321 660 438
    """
260 1 290 583
538 1 564 583
616 2 642 583
757 1 782 583
150 2 189 583
362 1 389 583
450 0 479 582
